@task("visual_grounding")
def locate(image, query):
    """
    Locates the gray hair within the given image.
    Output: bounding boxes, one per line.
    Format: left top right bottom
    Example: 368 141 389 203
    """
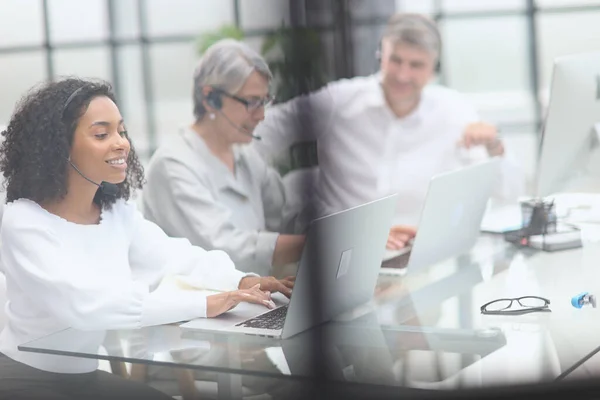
193 39 273 120
382 13 441 61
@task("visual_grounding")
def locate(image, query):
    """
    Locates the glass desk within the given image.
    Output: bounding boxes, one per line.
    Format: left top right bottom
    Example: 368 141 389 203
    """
19 234 600 397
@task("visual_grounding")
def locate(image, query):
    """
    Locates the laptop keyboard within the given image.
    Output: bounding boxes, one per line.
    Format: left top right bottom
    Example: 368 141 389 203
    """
235 305 288 330
381 251 412 269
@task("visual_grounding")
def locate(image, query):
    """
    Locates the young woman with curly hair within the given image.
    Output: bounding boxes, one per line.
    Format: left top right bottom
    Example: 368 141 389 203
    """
0 78 294 399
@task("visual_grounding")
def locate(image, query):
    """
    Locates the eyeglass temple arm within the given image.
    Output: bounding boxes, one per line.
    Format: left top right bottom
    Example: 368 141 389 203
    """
482 307 551 315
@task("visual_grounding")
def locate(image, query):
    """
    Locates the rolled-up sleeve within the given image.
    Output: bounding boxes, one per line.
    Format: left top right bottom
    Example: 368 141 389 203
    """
455 99 526 202
254 231 279 271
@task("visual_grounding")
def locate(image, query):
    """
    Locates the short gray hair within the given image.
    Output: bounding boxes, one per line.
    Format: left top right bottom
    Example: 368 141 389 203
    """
193 39 273 120
382 13 441 61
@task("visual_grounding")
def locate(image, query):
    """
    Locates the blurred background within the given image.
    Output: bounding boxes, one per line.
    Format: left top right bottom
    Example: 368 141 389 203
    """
1 0 599 184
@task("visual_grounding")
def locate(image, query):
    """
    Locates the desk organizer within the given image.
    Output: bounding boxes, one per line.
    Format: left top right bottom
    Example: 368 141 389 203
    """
503 198 582 252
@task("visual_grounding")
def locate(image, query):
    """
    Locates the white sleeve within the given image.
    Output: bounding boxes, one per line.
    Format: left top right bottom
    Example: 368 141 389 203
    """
126 201 251 291
0 222 200 330
461 147 527 201
454 96 526 202
143 157 279 276
0 207 247 330
492 149 527 201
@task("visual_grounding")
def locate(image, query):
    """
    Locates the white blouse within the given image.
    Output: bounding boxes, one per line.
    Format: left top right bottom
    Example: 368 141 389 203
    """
0 198 252 373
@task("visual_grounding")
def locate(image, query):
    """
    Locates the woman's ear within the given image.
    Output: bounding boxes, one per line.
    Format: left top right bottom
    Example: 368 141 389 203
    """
202 86 215 112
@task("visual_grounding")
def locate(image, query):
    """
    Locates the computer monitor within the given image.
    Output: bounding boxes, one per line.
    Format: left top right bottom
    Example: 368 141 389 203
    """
535 51 600 198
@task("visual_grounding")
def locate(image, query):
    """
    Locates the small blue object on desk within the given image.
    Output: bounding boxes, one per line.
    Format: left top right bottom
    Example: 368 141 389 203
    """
571 292 597 308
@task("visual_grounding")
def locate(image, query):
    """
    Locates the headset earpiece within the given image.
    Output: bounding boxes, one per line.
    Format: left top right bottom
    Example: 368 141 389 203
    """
206 90 222 110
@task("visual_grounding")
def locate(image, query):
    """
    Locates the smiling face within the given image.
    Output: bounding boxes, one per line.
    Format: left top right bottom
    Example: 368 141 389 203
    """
69 96 130 186
379 38 436 109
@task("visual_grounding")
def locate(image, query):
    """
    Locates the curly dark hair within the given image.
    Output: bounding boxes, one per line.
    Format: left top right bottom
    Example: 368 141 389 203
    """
0 77 145 210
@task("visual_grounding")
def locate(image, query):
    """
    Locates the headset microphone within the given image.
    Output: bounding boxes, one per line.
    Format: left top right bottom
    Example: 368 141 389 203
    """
216 109 262 140
68 159 119 196
206 90 262 140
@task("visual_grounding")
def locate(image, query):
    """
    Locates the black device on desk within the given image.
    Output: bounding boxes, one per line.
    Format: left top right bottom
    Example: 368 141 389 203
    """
504 198 582 251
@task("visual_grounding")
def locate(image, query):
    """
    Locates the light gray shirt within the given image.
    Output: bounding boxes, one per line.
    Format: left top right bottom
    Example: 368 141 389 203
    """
142 128 286 276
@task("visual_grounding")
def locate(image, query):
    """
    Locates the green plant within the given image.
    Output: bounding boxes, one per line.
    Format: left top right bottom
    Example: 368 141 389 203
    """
196 25 245 55
261 25 329 103
196 24 328 103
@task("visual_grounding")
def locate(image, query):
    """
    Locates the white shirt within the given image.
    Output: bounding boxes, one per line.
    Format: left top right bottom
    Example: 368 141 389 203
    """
0 198 252 373
143 127 285 276
254 74 526 226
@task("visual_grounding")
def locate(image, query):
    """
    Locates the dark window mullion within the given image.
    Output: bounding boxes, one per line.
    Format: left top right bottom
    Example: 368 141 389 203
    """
234 0 241 28
41 0 54 80
137 0 157 158
107 0 122 106
526 0 543 137
433 0 446 85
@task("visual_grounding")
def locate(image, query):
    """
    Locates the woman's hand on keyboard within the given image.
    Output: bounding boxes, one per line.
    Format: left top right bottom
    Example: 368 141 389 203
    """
206 284 276 317
239 276 295 298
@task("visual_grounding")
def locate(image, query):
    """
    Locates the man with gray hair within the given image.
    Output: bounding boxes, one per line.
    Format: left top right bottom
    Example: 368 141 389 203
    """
142 39 305 277
254 13 526 250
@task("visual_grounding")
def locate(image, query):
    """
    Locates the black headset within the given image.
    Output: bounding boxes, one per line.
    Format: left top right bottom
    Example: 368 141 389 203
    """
202 87 262 140
376 14 442 74
205 89 223 110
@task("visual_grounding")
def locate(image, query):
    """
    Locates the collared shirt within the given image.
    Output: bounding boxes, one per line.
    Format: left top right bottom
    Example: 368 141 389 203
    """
142 127 286 276
254 74 526 226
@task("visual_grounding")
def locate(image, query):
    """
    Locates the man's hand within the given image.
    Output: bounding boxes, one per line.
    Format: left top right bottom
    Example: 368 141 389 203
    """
239 276 295 298
458 122 504 157
386 225 417 250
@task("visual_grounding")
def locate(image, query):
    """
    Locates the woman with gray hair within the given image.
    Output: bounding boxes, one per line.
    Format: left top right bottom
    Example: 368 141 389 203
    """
143 39 305 277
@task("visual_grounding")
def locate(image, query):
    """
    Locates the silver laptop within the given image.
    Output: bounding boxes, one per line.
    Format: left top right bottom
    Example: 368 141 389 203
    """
381 158 501 274
180 194 398 339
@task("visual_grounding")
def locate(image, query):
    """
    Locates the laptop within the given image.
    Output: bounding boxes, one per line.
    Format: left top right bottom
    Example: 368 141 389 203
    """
381 158 502 274
180 194 398 339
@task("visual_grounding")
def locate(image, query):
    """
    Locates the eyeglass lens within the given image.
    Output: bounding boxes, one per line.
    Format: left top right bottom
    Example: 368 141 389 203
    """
485 297 548 311
517 296 548 308
247 97 272 111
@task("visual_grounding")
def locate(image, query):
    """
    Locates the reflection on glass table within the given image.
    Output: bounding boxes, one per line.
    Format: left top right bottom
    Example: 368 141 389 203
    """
370 236 600 388
19 234 600 394
20 312 509 390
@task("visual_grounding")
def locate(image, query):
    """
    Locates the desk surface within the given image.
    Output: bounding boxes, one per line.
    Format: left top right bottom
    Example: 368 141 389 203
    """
19 234 600 390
